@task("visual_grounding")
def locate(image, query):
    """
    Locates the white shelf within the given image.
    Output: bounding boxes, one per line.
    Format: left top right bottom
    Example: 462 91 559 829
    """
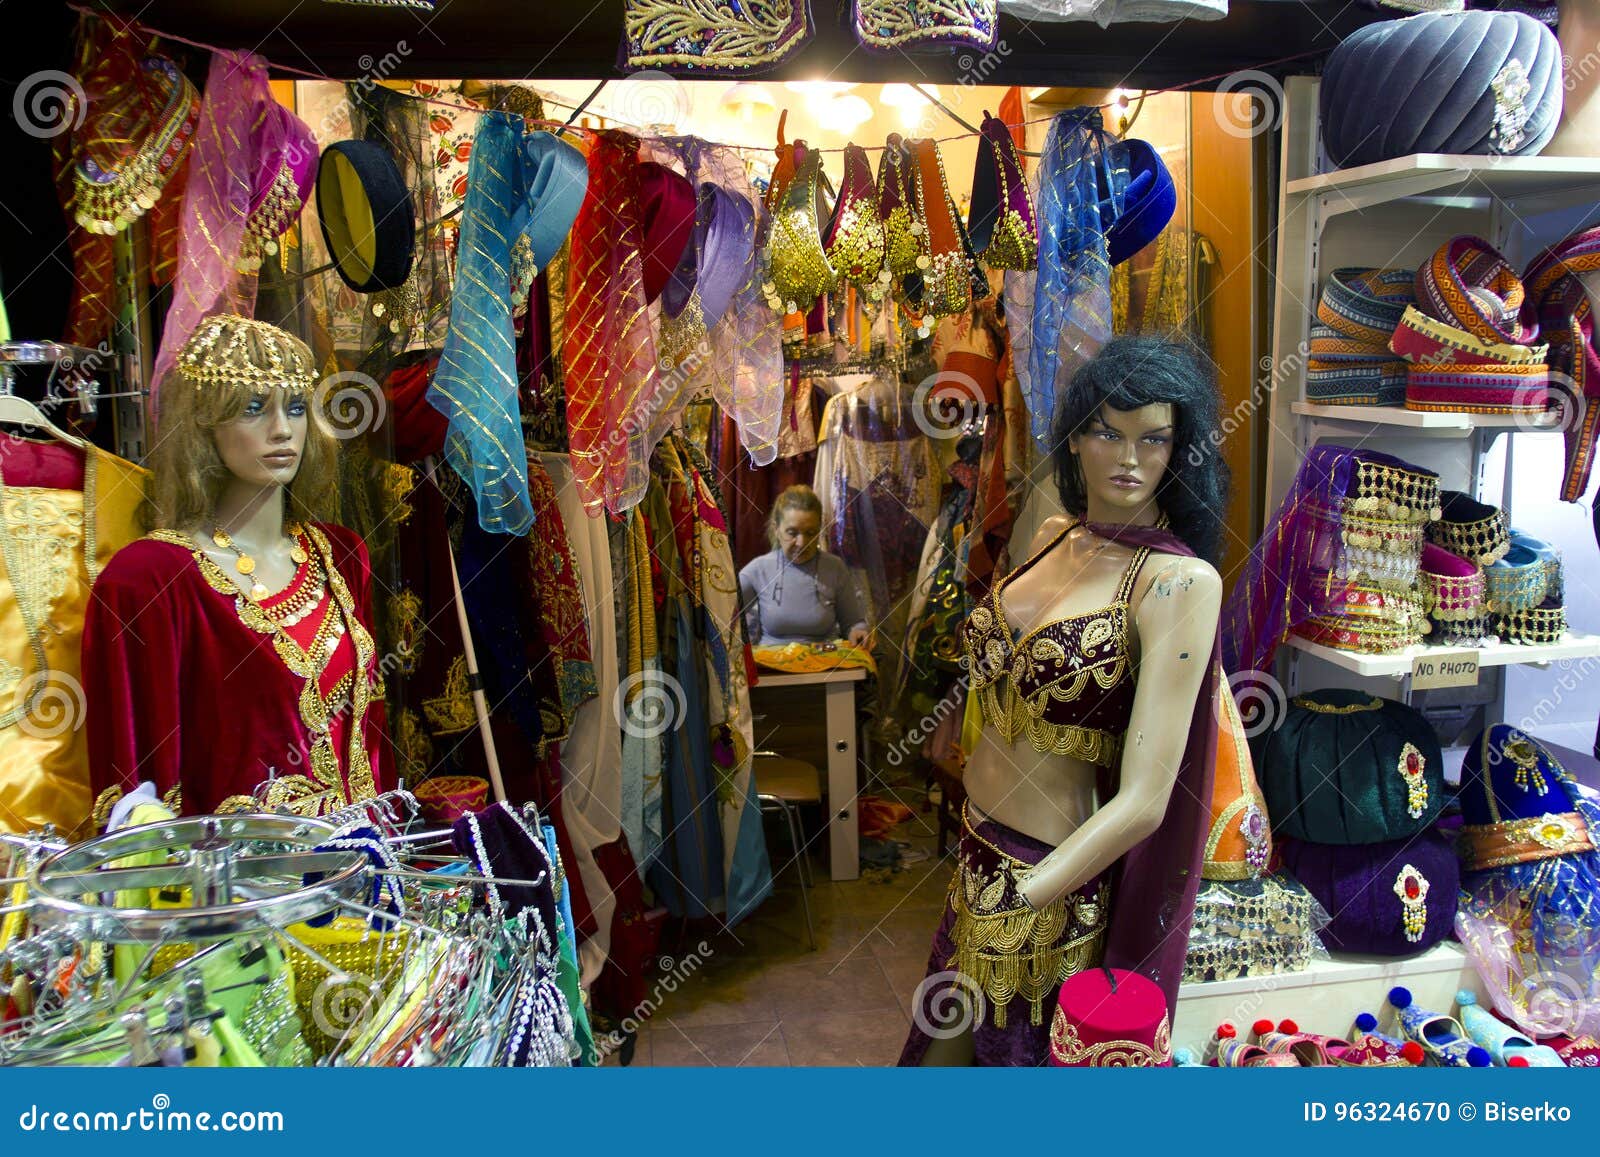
1286 633 1600 679
1288 153 1600 202
1292 401 1560 433
1175 942 1481 1056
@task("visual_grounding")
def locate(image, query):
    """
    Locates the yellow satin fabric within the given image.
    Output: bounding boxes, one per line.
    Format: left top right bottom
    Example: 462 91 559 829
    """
0 450 146 840
751 641 877 677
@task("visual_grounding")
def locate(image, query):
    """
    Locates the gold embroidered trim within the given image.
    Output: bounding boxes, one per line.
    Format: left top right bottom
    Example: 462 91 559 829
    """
161 785 183 815
1291 695 1383 714
91 784 123 830
215 794 259 814
394 707 433 783
1460 811 1594 870
1050 1007 1171 1066
150 525 379 814
949 807 1108 1029
423 654 477 736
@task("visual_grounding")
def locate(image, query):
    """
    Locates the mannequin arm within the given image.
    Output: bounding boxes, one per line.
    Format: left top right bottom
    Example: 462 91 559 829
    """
1014 556 1221 910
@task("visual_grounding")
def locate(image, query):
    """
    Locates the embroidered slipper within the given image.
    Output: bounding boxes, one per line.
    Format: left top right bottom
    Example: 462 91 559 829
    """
1252 1018 1337 1066
1455 990 1545 1065
1341 1012 1426 1066
1389 986 1493 1067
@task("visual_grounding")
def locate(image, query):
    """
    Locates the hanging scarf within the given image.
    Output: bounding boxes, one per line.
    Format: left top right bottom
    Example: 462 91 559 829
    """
429 112 537 534
1007 107 1127 450
565 131 663 516
1083 519 1218 1019
149 50 267 401
1522 227 1600 501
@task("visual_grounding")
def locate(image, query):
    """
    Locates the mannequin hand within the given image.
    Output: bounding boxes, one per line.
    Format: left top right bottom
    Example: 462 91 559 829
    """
847 625 871 649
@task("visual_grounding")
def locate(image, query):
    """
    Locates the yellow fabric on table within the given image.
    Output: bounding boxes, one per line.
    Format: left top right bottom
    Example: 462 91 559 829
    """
751 641 877 677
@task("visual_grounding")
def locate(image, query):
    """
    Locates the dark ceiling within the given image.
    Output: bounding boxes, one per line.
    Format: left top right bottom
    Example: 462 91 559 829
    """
87 0 1378 89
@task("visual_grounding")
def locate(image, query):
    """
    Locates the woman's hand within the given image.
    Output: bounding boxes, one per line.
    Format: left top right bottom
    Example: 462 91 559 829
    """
847 625 871 649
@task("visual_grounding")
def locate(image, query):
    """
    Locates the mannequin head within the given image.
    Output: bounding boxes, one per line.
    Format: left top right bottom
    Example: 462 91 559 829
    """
146 314 338 531
768 484 823 563
1055 337 1229 562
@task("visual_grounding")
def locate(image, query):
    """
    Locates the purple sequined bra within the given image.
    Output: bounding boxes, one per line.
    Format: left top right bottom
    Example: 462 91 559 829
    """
964 521 1151 766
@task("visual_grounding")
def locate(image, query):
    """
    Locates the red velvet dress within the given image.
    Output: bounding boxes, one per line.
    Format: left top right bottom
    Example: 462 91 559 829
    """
83 522 392 820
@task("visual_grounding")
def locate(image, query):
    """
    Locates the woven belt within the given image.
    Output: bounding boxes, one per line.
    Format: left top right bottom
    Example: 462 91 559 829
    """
1405 360 1550 414
1294 614 1424 654
1460 811 1595 871
1391 305 1549 367
1318 266 1416 347
1417 235 1540 348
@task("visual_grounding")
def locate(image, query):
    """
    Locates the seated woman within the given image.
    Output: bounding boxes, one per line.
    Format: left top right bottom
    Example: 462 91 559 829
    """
900 336 1229 1067
739 485 871 656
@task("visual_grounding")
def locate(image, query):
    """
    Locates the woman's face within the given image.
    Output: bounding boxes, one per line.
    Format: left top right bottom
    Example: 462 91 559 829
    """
1067 402 1175 518
778 507 821 563
211 390 309 490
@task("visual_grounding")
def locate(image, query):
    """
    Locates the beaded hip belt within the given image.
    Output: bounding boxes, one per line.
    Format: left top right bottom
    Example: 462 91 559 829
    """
1494 599 1567 645
1426 492 1511 567
950 807 1109 1030
1459 811 1595 870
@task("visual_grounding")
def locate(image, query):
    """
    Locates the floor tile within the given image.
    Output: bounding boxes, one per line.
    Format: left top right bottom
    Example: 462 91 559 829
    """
751 955 903 1018
779 1007 912 1067
647 1019 789 1067
878 952 936 1021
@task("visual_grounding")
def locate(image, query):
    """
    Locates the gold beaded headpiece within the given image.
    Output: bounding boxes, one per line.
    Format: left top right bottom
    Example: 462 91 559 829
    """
175 314 317 394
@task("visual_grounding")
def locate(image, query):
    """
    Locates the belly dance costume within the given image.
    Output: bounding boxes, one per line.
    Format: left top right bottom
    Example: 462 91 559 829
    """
899 523 1151 1067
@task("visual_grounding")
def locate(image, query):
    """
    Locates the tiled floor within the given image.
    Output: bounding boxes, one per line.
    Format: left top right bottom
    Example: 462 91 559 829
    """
620 786 954 1067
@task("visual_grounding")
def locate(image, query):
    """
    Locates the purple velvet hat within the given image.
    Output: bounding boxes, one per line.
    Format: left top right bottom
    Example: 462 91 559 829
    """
1280 828 1460 956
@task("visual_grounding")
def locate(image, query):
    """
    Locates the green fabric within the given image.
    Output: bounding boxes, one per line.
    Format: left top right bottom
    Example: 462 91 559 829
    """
1252 687 1445 845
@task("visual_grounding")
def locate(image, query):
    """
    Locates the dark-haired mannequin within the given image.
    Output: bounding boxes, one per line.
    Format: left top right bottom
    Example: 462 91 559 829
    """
900 338 1225 1067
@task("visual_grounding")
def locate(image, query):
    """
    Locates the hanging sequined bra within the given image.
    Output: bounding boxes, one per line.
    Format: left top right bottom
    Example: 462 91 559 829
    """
963 522 1150 766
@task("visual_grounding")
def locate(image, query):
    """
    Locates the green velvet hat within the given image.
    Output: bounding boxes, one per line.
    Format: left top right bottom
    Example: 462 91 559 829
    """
1252 688 1445 845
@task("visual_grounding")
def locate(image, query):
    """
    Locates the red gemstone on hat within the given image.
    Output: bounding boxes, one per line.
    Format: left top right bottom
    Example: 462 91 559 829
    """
1406 751 1421 773
1404 875 1420 899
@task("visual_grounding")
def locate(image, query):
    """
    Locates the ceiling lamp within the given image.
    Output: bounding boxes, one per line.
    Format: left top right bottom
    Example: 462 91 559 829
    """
817 94 874 134
880 83 939 107
722 82 777 122
784 80 857 98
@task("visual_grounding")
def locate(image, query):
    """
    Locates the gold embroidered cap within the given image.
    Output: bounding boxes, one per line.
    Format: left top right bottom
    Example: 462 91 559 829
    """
175 314 317 393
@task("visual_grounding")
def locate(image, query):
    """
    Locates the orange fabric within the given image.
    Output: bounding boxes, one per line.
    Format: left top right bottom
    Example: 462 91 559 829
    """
1203 672 1273 881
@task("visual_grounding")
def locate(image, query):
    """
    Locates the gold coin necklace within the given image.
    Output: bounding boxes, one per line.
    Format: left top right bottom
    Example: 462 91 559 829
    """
211 521 308 600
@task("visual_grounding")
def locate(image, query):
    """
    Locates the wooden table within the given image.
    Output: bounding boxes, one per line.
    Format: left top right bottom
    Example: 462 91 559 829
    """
748 667 867 881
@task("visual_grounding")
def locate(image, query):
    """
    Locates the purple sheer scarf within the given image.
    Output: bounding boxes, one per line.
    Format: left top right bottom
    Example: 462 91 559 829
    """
1082 518 1218 1020
1220 443 1427 675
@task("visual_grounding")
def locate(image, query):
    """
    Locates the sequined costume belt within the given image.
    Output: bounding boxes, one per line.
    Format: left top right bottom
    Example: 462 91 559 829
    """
949 805 1109 1029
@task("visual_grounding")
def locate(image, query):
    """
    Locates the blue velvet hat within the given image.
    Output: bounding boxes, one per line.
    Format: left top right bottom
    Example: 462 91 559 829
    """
1103 137 1174 266
1459 724 1586 827
1321 10 1563 169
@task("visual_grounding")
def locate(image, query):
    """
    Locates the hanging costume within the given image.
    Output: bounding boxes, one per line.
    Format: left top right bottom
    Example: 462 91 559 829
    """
0 442 146 839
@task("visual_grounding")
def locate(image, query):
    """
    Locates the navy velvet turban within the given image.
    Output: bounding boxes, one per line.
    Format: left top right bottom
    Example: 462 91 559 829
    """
1321 9 1563 168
